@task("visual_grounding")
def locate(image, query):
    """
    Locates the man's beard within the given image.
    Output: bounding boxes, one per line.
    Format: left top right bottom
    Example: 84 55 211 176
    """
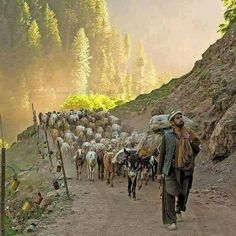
176 121 184 128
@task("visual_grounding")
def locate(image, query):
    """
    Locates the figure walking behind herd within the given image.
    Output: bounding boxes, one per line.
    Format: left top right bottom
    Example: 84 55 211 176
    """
37 108 200 231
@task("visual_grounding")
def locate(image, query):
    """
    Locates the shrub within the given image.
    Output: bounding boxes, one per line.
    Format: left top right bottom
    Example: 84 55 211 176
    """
61 94 128 111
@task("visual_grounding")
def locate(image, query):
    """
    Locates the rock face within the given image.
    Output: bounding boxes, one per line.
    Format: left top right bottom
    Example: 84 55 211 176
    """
113 20 236 160
161 21 236 160
209 103 236 160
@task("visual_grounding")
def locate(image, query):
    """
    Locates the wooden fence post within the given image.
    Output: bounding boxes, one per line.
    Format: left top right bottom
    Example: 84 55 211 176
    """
44 130 53 169
57 140 70 199
0 114 6 236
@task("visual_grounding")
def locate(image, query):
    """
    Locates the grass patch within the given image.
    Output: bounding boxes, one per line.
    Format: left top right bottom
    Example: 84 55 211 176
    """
112 71 191 113
5 216 18 236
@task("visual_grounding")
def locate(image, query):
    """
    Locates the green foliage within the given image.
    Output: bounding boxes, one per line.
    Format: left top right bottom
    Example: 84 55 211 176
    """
114 72 190 112
28 20 41 48
6 216 17 236
44 3 62 48
16 0 32 49
19 0 32 27
61 94 128 111
219 0 236 34
221 79 228 87
0 138 10 149
92 0 110 36
0 0 164 139
99 50 110 90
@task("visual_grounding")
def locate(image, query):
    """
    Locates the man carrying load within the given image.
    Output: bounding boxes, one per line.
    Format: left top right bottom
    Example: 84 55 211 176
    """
157 110 200 231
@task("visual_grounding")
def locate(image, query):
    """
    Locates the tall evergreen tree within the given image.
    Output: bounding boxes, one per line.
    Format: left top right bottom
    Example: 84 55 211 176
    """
78 0 96 33
90 0 110 37
124 72 133 99
16 0 32 48
72 28 91 94
44 3 61 48
63 7 79 52
132 41 146 95
97 49 112 95
28 19 41 48
146 60 157 92
124 34 131 60
19 1 32 28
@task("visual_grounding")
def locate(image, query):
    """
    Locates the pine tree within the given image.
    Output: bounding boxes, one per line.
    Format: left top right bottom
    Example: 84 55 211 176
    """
78 0 97 32
44 3 62 48
98 49 119 96
28 20 41 48
107 51 116 91
63 7 79 52
16 0 32 49
81 0 111 93
19 1 32 28
146 60 157 92
72 28 91 94
124 72 132 99
123 34 131 81
91 0 110 37
124 34 131 60
103 26 126 94
133 41 146 95
98 49 111 95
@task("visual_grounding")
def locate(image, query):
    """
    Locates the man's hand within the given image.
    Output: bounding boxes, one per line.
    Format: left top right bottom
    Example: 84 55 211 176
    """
157 174 163 183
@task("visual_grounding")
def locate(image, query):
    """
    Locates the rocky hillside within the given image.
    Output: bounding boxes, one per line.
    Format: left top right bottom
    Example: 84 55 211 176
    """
112 19 236 161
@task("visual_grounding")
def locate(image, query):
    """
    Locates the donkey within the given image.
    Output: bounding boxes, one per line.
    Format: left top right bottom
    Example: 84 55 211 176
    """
124 149 141 200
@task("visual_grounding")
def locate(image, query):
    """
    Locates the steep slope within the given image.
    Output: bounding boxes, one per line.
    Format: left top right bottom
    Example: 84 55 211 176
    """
112 20 236 161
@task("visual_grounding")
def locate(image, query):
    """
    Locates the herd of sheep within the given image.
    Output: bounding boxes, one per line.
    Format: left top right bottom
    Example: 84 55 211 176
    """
38 109 162 199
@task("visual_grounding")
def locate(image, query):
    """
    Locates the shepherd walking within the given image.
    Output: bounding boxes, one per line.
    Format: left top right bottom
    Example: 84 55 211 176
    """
157 110 200 230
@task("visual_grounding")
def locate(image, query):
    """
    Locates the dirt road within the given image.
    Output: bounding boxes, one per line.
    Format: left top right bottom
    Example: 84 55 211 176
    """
35 157 236 236
33 126 236 236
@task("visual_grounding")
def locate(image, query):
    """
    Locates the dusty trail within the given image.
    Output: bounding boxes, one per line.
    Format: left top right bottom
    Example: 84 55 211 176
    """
35 128 236 236
36 166 236 236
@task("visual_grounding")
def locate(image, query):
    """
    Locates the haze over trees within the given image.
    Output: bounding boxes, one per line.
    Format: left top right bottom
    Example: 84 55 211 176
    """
0 0 170 114
0 0 232 141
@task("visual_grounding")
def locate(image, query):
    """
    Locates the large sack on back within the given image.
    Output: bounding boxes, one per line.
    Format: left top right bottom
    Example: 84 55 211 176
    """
149 115 171 131
149 114 198 131
137 131 162 157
